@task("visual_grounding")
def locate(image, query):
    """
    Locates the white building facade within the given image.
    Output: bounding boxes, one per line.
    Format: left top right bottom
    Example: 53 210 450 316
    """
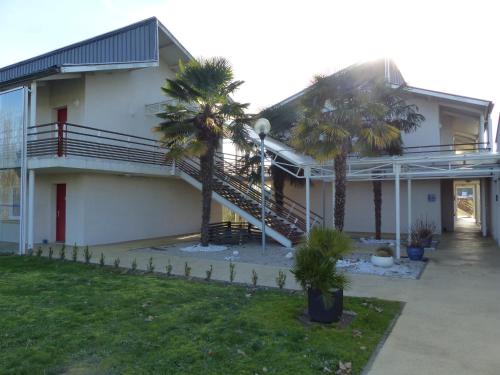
0 18 499 256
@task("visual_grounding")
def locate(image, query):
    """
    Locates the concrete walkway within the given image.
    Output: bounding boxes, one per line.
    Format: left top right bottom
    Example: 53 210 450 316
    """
39 230 500 374
360 231 500 375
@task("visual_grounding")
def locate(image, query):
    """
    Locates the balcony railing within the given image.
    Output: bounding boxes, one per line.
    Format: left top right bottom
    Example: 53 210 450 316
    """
27 123 173 167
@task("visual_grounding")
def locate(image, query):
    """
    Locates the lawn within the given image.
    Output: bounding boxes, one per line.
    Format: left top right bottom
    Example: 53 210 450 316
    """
0 256 401 375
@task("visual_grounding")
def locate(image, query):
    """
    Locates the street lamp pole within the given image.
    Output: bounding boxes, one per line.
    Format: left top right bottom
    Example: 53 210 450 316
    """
254 118 271 255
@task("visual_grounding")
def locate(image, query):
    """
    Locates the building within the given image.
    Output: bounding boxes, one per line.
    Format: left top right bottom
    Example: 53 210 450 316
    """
1 18 499 256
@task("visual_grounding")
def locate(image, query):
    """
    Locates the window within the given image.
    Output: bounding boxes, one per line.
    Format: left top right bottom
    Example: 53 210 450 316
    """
11 187 20 218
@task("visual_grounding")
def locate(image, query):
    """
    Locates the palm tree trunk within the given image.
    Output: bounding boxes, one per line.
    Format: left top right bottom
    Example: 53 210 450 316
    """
373 180 382 239
334 148 348 231
199 145 215 246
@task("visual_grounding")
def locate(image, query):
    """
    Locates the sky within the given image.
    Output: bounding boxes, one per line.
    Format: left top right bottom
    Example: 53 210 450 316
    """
0 0 499 123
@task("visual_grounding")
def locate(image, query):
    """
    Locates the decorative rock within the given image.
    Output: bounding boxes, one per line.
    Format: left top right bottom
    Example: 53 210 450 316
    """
285 252 293 259
233 250 239 256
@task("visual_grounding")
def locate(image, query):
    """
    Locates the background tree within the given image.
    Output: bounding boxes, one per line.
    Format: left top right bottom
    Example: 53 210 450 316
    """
364 84 424 239
291 72 403 231
155 57 251 246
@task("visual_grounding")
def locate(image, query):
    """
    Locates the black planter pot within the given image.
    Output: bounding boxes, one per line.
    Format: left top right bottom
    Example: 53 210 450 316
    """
307 288 343 323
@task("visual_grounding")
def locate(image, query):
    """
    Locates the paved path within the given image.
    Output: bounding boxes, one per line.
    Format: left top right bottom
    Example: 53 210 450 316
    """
41 230 500 374
359 231 500 375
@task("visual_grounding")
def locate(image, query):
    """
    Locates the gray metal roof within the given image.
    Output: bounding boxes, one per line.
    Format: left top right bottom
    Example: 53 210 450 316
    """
0 17 161 87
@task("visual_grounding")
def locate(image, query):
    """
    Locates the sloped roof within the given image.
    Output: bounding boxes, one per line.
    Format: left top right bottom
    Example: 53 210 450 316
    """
0 17 190 88
272 59 405 108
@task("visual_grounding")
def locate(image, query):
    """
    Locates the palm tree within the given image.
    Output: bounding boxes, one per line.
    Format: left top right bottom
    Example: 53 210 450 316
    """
367 84 424 239
291 72 403 231
155 57 251 246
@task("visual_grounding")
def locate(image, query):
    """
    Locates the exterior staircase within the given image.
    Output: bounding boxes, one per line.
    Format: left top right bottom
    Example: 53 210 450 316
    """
27 123 323 247
176 153 322 247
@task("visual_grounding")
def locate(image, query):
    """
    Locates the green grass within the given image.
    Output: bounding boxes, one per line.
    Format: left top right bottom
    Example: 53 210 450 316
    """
0 256 401 375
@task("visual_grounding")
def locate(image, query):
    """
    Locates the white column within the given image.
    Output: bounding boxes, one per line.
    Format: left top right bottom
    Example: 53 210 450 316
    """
487 117 493 151
479 114 485 149
407 178 412 244
394 164 401 259
27 170 35 250
332 178 336 229
305 167 311 234
481 178 487 237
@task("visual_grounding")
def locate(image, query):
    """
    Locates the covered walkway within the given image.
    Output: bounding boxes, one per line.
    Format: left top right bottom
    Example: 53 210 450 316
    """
353 231 500 375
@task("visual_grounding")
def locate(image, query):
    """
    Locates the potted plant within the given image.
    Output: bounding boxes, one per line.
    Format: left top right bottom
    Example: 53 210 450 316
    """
371 246 394 267
415 217 436 248
291 227 352 323
407 225 424 261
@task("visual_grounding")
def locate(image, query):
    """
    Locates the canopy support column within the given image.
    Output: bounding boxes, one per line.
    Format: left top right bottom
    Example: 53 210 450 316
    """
305 166 311 234
27 170 35 250
332 178 336 229
394 164 401 259
481 178 487 237
407 178 412 244
479 114 485 149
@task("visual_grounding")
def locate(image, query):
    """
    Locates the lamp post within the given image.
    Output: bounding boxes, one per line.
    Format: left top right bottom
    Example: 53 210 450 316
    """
254 118 271 254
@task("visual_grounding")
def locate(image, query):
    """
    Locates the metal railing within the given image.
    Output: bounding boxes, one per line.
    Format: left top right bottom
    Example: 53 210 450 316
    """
27 122 323 238
27 123 172 167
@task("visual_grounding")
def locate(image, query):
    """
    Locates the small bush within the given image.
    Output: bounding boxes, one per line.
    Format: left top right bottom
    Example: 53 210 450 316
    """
113 257 120 269
166 260 173 276
27 248 33 256
375 246 393 257
131 258 138 272
35 246 43 257
205 265 213 281
83 246 92 264
276 270 286 289
251 269 258 287
99 252 105 267
229 262 236 283
184 262 191 277
59 244 66 260
48 247 53 260
72 244 78 262
147 257 155 273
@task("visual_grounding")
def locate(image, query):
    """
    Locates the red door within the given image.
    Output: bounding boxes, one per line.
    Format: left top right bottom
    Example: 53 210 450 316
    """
57 107 67 124
56 108 67 157
56 184 66 242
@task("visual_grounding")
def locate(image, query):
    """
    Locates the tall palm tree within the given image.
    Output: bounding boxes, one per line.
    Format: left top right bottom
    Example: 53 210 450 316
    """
155 57 251 246
366 84 424 239
291 72 403 231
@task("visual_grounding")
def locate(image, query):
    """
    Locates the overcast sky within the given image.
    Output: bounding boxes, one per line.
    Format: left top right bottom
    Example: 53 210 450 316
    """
1 0 498 122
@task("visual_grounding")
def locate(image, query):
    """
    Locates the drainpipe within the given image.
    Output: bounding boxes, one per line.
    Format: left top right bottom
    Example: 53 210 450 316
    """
481 178 487 237
407 178 412 245
394 164 401 259
305 166 311 234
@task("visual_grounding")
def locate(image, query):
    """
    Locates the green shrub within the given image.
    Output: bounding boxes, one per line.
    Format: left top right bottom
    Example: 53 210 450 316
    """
48 247 53 260
146 257 155 273
229 262 236 283
375 246 393 257
72 244 78 262
59 244 66 260
83 246 92 264
291 227 352 298
99 253 105 267
184 262 191 277
131 258 138 272
35 246 43 257
205 265 213 281
276 270 286 289
166 260 173 276
251 269 258 287
113 258 120 269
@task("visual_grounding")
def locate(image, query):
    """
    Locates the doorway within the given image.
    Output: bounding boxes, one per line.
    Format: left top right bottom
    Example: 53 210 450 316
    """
454 180 480 233
56 184 66 242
